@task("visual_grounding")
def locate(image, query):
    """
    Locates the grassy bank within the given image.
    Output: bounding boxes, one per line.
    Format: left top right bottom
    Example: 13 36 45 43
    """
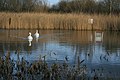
0 12 120 30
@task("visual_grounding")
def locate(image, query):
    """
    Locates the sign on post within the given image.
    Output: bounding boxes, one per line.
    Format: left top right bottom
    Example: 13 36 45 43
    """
88 19 94 30
88 18 93 24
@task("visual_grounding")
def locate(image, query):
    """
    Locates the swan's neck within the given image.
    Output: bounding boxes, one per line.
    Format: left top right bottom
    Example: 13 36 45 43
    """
36 30 38 33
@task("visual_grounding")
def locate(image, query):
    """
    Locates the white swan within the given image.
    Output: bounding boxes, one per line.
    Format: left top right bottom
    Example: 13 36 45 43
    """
28 32 33 41
34 30 39 38
28 32 33 46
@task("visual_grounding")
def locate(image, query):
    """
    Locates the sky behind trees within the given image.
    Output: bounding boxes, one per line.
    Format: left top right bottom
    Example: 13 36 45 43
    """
48 0 59 5
47 0 99 4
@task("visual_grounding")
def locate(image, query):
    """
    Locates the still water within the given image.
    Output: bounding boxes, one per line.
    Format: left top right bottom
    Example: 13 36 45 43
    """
0 30 120 75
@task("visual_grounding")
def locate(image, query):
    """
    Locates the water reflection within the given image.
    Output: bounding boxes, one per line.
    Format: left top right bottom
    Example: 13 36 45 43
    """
95 31 103 43
28 40 32 46
0 30 119 65
35 38 39 42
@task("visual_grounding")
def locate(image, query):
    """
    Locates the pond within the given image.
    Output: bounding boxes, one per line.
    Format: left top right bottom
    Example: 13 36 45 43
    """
0 30 120 78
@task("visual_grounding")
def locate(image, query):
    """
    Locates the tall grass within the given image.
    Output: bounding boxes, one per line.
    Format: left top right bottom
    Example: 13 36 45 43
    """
0 12 120 30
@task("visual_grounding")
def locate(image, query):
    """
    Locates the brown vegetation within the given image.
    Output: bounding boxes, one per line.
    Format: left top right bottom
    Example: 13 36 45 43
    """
0 12 120 30
0 51 87 80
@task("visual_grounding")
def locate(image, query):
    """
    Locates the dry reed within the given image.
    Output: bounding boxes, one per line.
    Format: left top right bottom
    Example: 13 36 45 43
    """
0 12 120 30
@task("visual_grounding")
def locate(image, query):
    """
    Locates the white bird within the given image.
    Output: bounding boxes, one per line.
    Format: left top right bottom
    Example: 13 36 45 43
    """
28 32 33 46
28 32 33 41
34 30 39 38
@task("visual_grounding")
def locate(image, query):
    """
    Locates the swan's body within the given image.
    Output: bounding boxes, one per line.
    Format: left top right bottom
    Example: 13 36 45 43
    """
34 30 39 38
28 32 33 42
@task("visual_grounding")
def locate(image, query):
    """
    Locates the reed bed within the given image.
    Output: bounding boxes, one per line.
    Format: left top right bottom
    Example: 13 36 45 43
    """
0 12 120 30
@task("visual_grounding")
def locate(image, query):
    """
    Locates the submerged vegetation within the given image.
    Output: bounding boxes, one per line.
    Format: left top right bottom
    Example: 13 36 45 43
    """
0 12 120 30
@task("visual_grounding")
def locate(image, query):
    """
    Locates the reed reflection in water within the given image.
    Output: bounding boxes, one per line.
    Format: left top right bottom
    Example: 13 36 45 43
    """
0 30 119 63
0 30 120 64
0 30 120 78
